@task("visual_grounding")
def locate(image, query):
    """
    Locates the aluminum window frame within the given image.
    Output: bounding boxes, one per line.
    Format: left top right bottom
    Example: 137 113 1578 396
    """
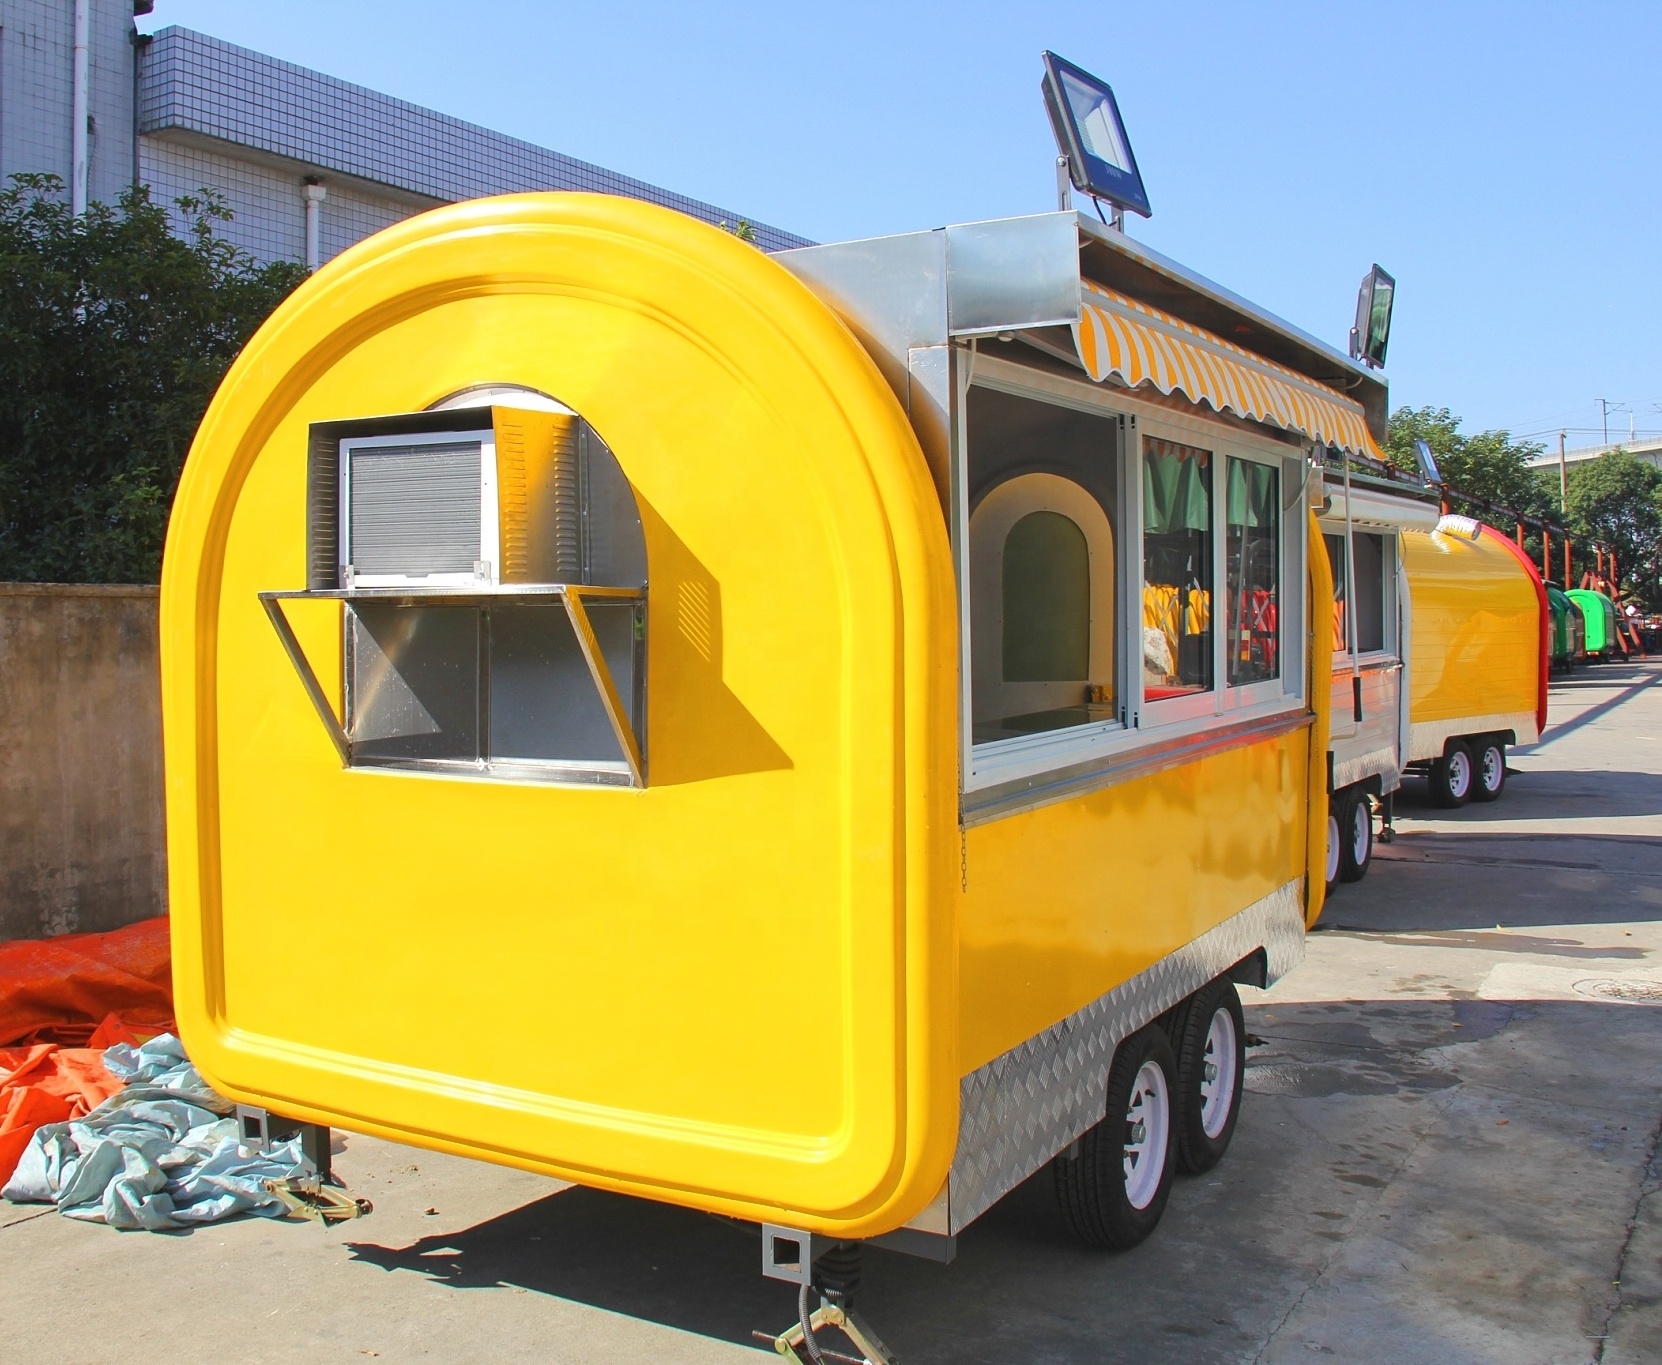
1324 526 1399 666
261 584 646 789
955 349 1309 808
957 358 1132 793
1218 450 1297 713
1133 407 1306 724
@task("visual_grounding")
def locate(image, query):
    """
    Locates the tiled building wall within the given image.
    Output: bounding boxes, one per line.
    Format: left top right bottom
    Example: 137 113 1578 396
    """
137 26 810 255
319 178 431 265
4 15 806 263
0 0 137 204
139 132 433 266
139 133 304 261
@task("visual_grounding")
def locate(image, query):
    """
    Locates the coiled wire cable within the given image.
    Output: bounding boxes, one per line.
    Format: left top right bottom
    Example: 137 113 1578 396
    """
797 1283 827 1364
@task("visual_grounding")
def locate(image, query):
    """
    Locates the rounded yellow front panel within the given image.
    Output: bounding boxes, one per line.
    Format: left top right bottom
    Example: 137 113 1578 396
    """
161 195 958 1235
1404 525 1540 728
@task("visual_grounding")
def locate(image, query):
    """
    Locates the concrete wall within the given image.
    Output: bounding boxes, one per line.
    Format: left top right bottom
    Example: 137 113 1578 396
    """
0 583 165 940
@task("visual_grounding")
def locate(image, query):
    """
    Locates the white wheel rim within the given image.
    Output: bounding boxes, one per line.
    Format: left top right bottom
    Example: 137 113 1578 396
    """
1351 801 1370 865
1122 1059 1170 1210
1198 1007 1239 1139
1482 747 1503 792
1325 812 1341 884
1447 751 1471 798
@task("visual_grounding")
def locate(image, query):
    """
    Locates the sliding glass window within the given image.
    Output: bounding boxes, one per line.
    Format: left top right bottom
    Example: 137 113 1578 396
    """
1225 457 1281 686
1141 437 1213 700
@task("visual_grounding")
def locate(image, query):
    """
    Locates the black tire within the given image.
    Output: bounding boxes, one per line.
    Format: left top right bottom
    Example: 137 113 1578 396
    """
1173 979 1246 1174
1338 788 1373 882
1427 739 1474 808
1471 736 1506 802
1054 1027 1178 1249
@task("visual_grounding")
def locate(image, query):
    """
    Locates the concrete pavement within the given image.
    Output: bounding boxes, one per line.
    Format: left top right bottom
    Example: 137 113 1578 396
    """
4 661 1659 1363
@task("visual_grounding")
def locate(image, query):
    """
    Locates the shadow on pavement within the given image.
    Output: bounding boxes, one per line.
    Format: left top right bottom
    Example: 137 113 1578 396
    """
335 995 1662 1365
1322 829 1662 932
1391 770 1662 820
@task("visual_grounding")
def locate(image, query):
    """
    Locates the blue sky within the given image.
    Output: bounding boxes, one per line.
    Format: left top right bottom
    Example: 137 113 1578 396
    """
141 1 1662 448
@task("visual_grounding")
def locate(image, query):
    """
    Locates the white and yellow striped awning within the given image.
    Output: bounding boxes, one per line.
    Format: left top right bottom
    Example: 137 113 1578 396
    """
1074 280 1374 455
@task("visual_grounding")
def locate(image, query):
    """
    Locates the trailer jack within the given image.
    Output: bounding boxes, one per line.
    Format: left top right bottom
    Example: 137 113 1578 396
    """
755 1293 899 1365
756 1236 900 1364
1375 790 1396 844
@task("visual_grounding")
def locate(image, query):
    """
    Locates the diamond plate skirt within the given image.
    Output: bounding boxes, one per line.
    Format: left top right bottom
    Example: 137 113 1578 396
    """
908 877 1306 1236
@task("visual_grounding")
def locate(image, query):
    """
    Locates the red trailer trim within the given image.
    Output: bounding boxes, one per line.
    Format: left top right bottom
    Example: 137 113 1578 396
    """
1482 522 1550 737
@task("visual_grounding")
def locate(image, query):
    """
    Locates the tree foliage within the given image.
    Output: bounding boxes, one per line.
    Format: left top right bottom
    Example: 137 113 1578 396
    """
1384 405 1553 520
1385 404 1662 606
0 174 305 583
1564 450 1662 606
717 217 759 244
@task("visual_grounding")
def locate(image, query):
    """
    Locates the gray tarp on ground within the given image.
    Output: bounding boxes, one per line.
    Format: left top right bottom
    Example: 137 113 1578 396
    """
2 1034 314 1230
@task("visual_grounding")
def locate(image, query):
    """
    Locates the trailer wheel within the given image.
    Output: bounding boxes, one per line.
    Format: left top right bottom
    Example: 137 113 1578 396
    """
1325 806 1342 893
1054 1027 1178 1250
1338 789 1372 882
1173 979 1245 1174
1428 740 1474 808
1472 737 1506 802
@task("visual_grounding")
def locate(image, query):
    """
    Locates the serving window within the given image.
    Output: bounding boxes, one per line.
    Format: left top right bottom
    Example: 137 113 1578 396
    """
1324 530 1390 657
967 384 1120 750
957 356 1307 801
262 395 649 788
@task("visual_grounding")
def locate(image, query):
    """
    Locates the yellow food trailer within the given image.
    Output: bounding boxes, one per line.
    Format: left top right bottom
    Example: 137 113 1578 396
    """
1318 454 1548 888
161 190 1387 1343
1318 459 1439 887
1401 516 1547 805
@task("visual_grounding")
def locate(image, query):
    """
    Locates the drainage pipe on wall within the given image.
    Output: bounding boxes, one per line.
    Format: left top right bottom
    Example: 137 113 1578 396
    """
302 179 327 271
71 0 91 214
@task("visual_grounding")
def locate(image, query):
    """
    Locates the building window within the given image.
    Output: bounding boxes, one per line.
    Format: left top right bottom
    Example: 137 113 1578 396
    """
1225 457 1281 685
1141 437 1213 699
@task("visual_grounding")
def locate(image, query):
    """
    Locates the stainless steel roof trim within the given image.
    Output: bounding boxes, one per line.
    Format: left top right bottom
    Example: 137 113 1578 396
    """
781 211 1388 441
943 214 1083 336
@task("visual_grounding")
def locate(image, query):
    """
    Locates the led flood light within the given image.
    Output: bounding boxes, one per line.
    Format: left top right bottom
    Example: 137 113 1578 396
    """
1042 51 1151 219
1413 438 1442 486
1349 264 1395 369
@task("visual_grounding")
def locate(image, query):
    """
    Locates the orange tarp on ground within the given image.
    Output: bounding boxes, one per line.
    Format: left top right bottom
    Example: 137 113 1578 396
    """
0 916 173 1048
0 1031 127 1185
0 919 176 1184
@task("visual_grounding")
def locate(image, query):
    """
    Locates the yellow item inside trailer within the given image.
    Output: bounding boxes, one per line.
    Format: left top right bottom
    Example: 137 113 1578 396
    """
162 193 1343 1242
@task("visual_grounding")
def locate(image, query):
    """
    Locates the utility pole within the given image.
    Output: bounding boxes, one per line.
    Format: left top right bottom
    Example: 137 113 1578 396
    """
1559 430 1568 513
1598 397 1613 449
